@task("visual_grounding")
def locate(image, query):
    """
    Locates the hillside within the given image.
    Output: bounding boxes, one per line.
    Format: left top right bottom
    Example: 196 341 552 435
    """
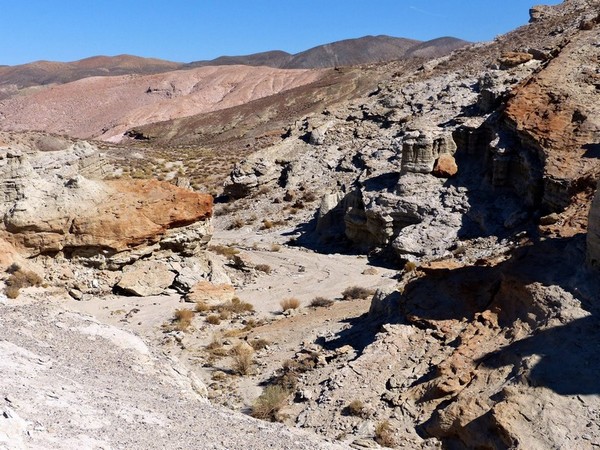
0 35 468 93
0 65 323 142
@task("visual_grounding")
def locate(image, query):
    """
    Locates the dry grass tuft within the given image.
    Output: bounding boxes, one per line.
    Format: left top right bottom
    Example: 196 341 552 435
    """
404 261 417 272
4 266 43 299
229 217 246 230
231 343 254 375
173 309 194 331
255 264 272 274
346 399 367 418
195 301 210 313
208 244 240 259
309 296 334 308
215 297 254 316
375 420 396 448
249 338 270 351
206 335 229 357
341 286 376 300
251 385 290 422
280 297 301 312
270 243 281 252
206 314 221 325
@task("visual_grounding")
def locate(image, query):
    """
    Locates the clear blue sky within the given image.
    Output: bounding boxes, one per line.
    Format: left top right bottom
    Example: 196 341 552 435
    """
1 0 562 66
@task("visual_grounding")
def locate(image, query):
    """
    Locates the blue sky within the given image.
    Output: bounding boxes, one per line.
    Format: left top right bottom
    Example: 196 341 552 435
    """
1 0 562 66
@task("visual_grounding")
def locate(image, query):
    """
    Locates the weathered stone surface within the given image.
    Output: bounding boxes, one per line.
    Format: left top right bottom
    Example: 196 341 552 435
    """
0 147 213 262
0 301 343 449
400 128 457 174
503 25 600 212
368 287 401 319
499 52 534 69
186 281 235 304
529 5 556 23
116 260 176 296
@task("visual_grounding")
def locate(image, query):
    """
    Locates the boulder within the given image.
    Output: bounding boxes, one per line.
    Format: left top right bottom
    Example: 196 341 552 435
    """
170 253 231 293
499 52 534 69
432 154 458 178
529 5 556 23
186 281 235 304
223 158 280 198
116 260 176 296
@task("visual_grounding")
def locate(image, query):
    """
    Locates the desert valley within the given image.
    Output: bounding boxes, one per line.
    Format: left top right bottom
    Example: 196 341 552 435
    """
1 1 600 449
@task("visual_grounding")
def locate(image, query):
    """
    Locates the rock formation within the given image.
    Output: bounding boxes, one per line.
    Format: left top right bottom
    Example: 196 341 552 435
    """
0 133 226 298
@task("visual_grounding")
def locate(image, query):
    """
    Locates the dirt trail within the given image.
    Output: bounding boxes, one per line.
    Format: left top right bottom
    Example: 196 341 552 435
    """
212 226 397 315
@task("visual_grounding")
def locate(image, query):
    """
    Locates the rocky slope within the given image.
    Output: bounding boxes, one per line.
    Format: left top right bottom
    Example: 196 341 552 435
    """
0 297 347 450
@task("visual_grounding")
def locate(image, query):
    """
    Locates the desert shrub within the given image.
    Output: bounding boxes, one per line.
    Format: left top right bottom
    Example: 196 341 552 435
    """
206 335 229 357
404 261 417 272
242 318 263 331
229 217 246 229
251 385 290 421
219 310 231 320
195 301 210 313
341 286 375 300
206 314 221 325
231 343 254 376
375 420 396 448
302 191 318 202
277 371 300 390
345 399 367 418
249 338 270 351
173 309 194 332
262 219 274 230
255 264 272 274
272 357 315 390
362 267 379 275
4 267 43 299
280 297 301 311
270 243 281 252
217 297 254 315
309 296 334 308
208 244 239 259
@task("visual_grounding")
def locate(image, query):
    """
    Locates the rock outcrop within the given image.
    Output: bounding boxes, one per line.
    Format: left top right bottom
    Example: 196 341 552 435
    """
400 126 457 174
0 134 222 296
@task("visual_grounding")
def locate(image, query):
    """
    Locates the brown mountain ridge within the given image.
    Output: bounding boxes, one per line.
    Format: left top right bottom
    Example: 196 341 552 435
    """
0 35 468 90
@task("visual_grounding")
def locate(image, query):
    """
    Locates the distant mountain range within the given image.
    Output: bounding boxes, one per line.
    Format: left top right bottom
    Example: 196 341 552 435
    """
0 35 468 89
186 36 467 69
